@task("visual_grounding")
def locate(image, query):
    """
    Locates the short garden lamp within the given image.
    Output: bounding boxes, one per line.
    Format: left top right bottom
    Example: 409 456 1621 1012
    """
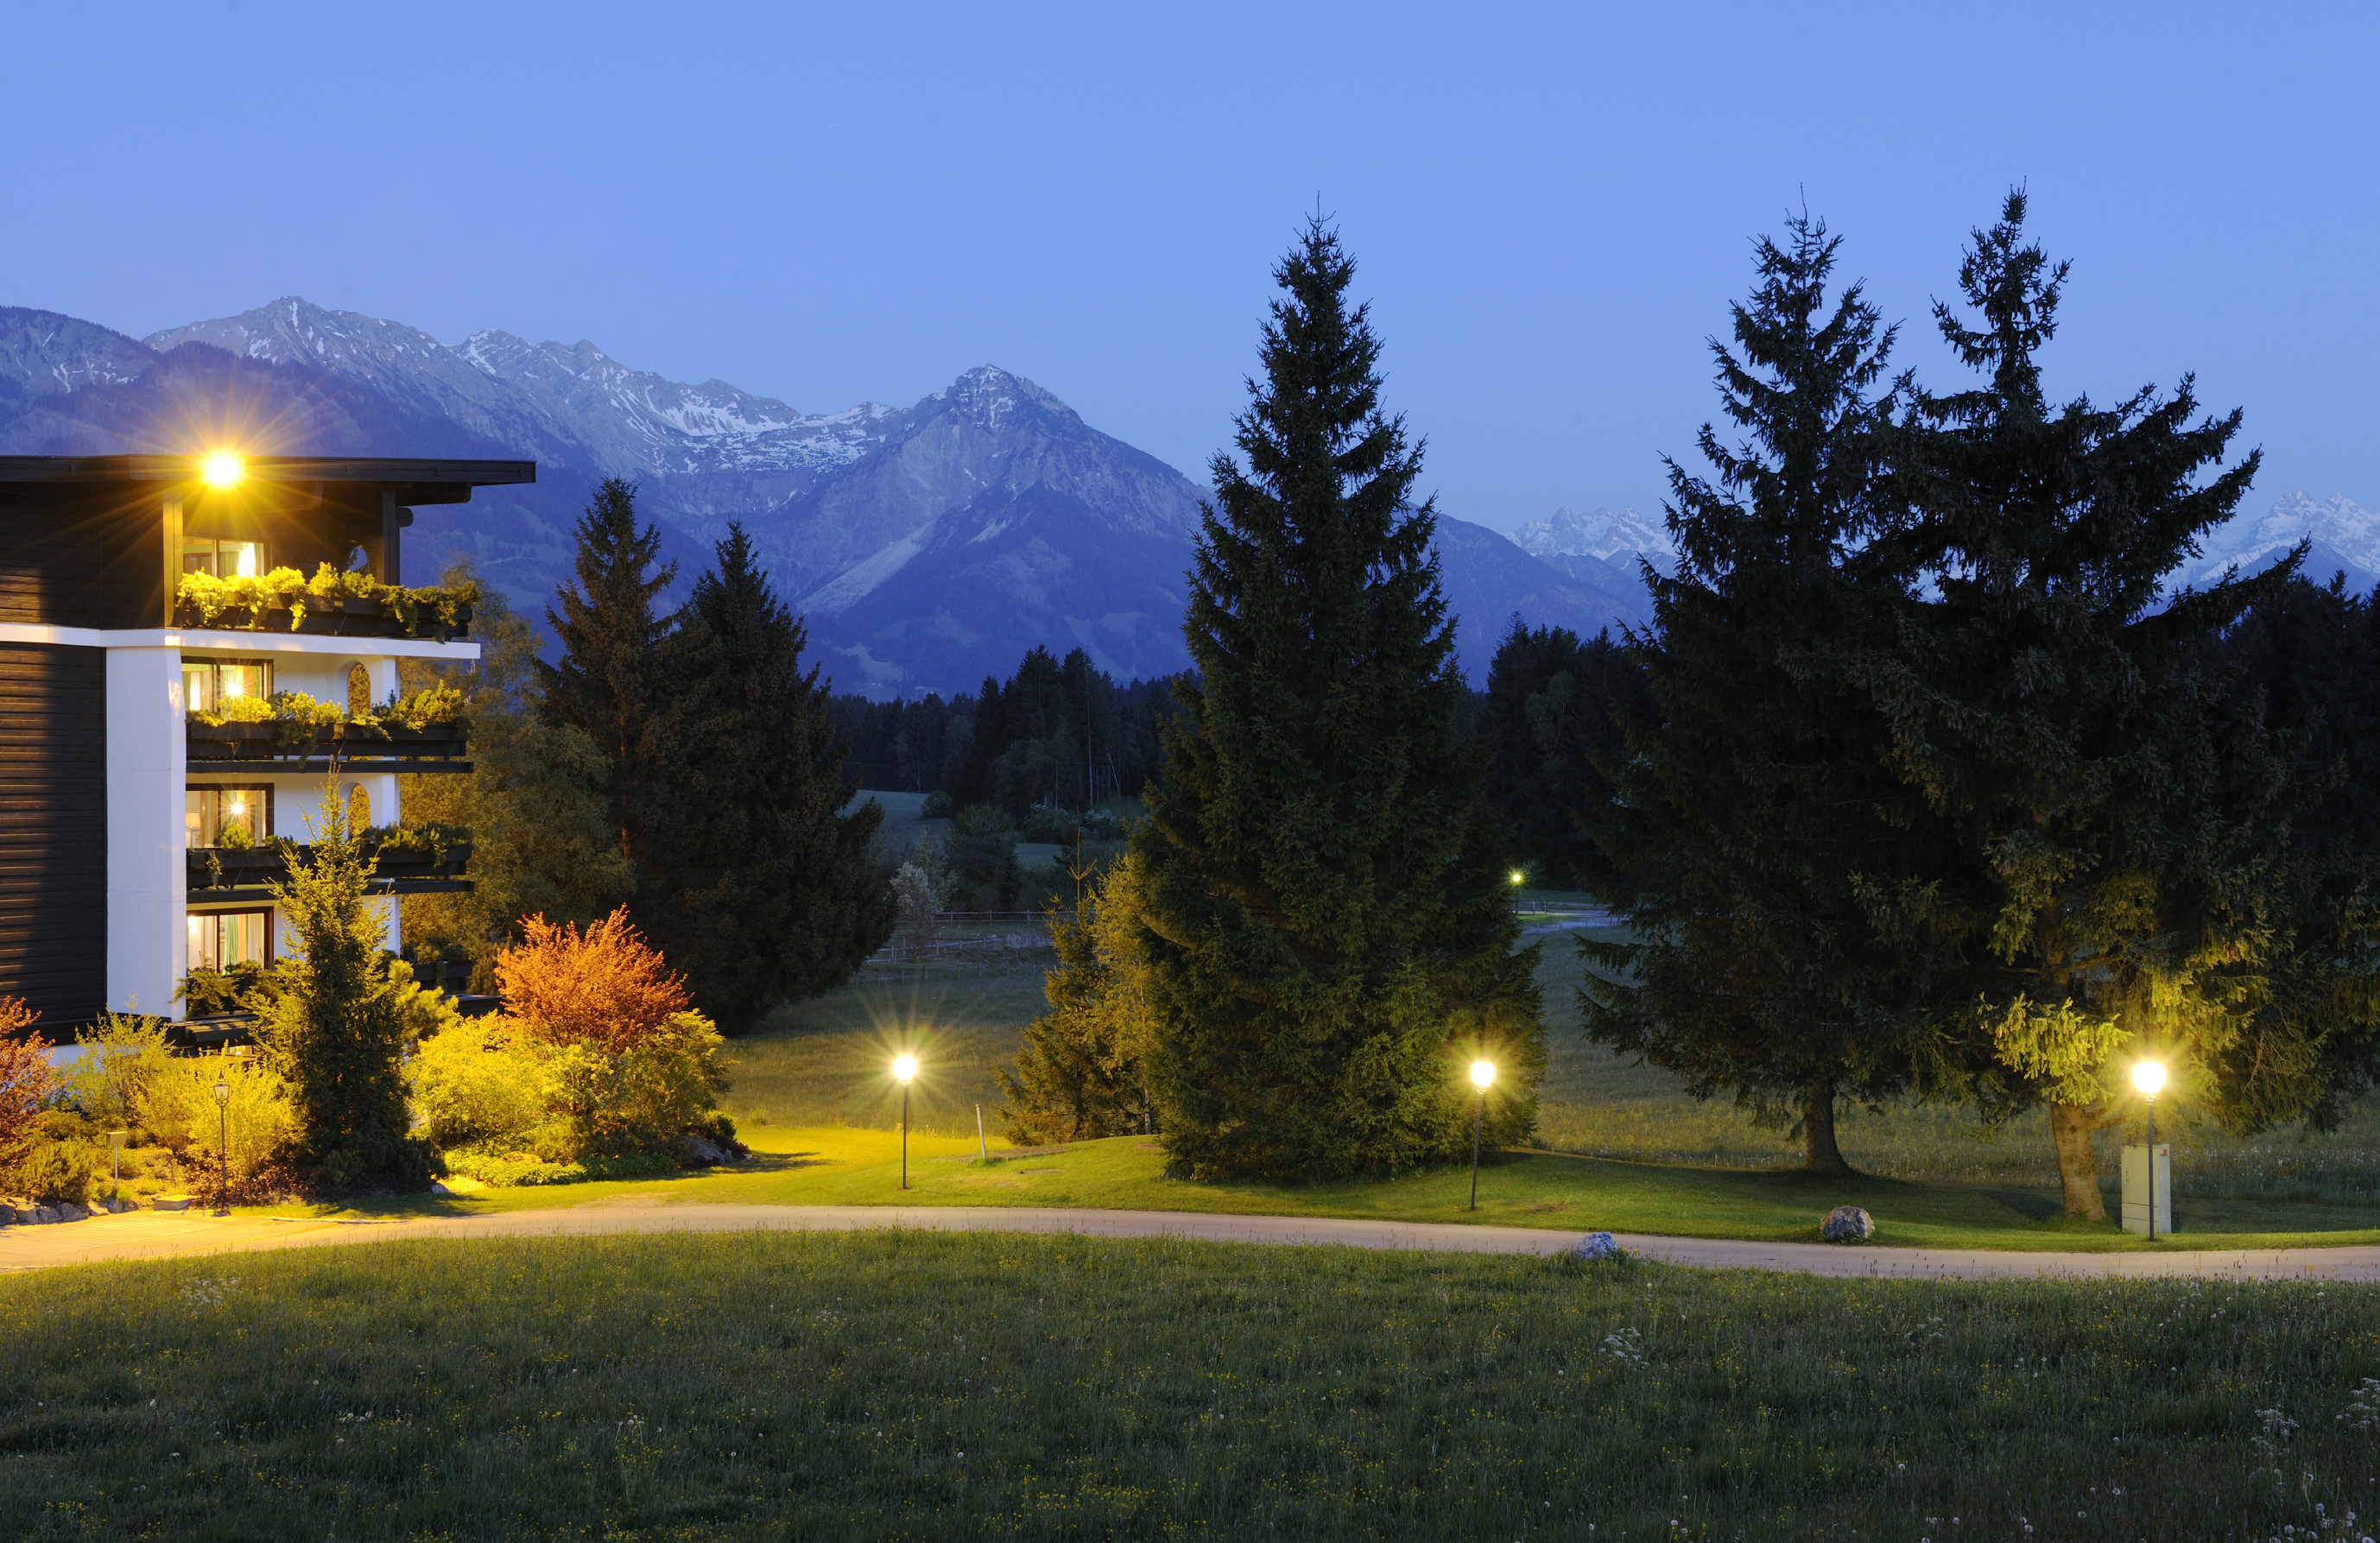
1468 1060 1496 1211
212 1072 231 1216
107 1129 126 1180
894 1054 918 1192
2133 1059 2165 1240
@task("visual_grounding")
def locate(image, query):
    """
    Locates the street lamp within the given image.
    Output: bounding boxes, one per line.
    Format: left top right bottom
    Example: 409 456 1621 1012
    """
2134 1059 2165 1241
1469 1060 1496 1211
212 1071 231 1216
894 1054 918 1191
1509 870 1526 914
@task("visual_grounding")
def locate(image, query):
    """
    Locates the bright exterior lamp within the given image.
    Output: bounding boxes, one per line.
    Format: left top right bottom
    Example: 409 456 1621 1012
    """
2135 1059 2167 1240
212 1072 231 1216
894 1055 918 1191
1508 870 1526 913
1468 1060 1496 1211
200 452 244 489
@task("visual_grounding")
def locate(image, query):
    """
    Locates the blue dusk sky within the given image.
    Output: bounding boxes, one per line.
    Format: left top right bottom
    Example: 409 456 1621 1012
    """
3 2 2372 532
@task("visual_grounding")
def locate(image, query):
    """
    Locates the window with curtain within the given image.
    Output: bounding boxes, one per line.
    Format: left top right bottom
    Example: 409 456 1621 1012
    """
187 910 269 972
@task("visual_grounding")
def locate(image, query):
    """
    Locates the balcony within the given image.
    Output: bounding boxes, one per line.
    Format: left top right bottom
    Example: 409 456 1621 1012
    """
174 566 477 642
187 718 472 775
187 833 473 901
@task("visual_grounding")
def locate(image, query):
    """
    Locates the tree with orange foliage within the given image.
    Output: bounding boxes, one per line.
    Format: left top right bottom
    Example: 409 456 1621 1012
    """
0 996 49 1170
494 907 692 1053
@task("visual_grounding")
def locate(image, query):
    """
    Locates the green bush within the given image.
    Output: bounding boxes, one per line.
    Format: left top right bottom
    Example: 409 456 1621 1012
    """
409 1023 550 1154
543 1011 733 1160
61 1012 177 1126
921 790 953 819
16 1138 98 1205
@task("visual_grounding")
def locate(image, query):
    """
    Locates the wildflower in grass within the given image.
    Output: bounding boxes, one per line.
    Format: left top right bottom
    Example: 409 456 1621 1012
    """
2338 1378 2380 1433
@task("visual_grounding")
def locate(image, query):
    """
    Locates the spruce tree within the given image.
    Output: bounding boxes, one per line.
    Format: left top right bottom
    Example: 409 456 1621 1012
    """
256 781 446 1186
647 524 893 1028
1584 213 1936 1173
539 478 681 873
1130 219 1543 1180
1849 193 2281 1216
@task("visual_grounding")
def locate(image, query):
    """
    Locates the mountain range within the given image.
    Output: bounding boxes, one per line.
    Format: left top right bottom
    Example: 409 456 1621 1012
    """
0 297 2369 694
0 298 1659 694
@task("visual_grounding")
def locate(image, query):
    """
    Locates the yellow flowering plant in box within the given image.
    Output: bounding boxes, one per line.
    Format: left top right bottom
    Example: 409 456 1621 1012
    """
175 563 481 638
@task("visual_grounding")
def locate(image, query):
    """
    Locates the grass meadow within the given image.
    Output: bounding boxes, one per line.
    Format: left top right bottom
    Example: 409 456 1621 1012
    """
694 917 2380 1238
6 1230 2380 1540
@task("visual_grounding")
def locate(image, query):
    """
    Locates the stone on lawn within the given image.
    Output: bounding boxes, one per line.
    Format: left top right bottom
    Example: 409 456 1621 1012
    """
1574 1230 1623 1262
682 1133 730 1167
1821 1205 1874 1242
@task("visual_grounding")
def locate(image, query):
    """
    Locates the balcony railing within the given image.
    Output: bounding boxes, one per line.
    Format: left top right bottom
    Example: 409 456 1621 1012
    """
186 719 471 775
187 838 473 899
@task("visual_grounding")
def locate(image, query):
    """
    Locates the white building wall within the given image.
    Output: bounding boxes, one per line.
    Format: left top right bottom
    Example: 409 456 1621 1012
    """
104 648 187 1018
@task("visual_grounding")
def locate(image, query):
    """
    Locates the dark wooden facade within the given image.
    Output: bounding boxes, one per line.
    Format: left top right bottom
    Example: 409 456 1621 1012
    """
0 642 105 1023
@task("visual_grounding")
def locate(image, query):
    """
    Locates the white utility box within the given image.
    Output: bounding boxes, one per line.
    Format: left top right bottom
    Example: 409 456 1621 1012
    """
2121 1142 2171 1237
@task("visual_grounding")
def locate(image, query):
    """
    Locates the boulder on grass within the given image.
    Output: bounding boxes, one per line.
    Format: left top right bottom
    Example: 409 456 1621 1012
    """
1574 1230 1623 1262
1821 1205 1874 1242
682 1133 730 1167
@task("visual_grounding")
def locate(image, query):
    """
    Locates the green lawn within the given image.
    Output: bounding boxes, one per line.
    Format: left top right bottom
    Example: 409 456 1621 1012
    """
244 921 2380 1249
4 1231 2376 1540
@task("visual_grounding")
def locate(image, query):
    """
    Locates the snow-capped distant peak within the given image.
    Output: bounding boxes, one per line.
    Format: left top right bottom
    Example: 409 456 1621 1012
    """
1513 505 1674 561
2181 491 2380 589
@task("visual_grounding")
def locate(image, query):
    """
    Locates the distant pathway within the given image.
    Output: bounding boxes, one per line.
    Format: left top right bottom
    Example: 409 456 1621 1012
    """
7 1203 2380 1281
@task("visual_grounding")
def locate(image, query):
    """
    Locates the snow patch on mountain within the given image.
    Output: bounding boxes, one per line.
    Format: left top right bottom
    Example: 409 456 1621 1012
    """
2184 491 2380 589
1513 505 1674 562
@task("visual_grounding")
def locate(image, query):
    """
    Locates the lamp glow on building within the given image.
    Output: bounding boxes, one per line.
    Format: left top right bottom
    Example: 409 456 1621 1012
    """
895 1054 918 1191
200 452 244 490
1469 1059 1496 1211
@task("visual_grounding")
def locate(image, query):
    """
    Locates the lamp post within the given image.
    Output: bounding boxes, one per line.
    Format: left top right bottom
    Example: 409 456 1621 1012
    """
2134 1059 2165 1241
212 1070 231 1216
895 1055 918 1191
1508 870 1526 914
1469 1060 1496 1211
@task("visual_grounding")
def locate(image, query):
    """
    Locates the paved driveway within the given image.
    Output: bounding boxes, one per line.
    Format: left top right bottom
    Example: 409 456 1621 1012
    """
7 1203 2380 1281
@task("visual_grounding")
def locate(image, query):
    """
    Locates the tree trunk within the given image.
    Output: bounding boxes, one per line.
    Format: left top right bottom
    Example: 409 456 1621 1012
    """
2050 1102 2107 1219
1802 1081 1851 1176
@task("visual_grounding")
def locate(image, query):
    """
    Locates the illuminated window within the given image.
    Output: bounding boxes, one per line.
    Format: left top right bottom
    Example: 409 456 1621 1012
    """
186 786 272 849
182 658 271 718
181 538 266 579
187 910 269 972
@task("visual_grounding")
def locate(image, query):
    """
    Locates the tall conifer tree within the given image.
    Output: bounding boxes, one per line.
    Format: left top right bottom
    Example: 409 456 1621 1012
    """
647 525 894 1028
539 478 681 872
1849 193 2281 1216
1131 219 1543 1180
1585 215 1936 1173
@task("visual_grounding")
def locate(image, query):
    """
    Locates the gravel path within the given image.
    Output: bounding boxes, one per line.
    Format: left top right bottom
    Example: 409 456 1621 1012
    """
6 1202 2380 1281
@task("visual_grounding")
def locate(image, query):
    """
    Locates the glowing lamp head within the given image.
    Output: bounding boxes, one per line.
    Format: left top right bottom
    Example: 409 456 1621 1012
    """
200 452 244 490
2132 1060 2166 1097
894 1054 917 1086
213 1076 230 1104
1470 1059 1496 1091
1509 870 1526 887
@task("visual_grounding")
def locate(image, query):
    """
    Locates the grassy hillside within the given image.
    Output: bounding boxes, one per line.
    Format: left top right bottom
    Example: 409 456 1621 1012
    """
3 1232 2372 1540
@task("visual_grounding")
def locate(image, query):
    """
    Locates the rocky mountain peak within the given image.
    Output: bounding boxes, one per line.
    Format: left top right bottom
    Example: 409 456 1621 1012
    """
1514 504 1674 562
